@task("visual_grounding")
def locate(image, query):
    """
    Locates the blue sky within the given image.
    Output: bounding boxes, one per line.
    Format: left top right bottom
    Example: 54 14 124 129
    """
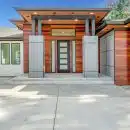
0 0 106 27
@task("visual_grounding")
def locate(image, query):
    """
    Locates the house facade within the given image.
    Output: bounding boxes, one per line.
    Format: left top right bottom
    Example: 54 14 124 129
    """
0 27 23 76
0 8 130 85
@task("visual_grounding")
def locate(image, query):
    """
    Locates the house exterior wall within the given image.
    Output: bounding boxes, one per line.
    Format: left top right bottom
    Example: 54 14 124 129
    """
99 29 130 85
115 30 130 85
99 30 114 79
0 41 23 76
23 24 85 73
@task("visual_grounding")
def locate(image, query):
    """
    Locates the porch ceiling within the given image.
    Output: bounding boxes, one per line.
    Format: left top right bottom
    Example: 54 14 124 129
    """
14 8 111 24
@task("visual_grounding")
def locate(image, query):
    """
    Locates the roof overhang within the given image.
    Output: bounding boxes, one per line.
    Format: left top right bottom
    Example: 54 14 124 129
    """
14 7 111 24
96 18 130 37
10 19 24 30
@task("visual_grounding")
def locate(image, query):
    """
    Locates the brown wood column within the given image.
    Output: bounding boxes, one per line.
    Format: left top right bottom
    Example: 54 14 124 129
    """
76 40 83 72
23 24 31 73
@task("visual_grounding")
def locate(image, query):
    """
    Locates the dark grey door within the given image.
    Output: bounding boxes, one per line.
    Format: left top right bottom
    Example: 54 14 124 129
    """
57 40 70 73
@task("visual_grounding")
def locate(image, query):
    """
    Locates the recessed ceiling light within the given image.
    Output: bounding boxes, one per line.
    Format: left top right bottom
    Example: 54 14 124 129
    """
90 12 94 15
75 18 78 21
53 12 56 15
48 19 52 21
33 12 38 15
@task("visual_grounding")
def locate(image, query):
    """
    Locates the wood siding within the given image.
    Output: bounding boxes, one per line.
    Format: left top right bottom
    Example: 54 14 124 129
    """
23 24 31 73
115 30 130 85
23 24 85 73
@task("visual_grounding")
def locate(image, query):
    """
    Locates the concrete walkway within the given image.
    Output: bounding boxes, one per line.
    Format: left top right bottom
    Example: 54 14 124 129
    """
0 84 129 130
8 73 114 85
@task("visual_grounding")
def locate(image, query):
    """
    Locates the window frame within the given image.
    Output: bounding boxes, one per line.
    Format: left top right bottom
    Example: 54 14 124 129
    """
1 43 10 65
11 43 20 65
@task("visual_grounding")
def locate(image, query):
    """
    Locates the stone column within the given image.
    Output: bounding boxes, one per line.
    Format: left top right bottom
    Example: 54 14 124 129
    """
32 19 36 35
29 35 44 78
92 16 96 36
38 19 42 35
83 35 98 77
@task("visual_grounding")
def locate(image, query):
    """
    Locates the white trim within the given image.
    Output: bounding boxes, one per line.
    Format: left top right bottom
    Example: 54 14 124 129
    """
0 41 23 76
51 40 56 72
72 41 76 72
9 42 11 64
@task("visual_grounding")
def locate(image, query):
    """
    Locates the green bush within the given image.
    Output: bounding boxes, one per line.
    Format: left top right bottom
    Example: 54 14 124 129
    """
106 0 130 20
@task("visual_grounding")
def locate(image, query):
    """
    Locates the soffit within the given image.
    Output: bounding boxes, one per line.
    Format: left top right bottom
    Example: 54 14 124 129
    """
10 20 24 30
15 8 111 24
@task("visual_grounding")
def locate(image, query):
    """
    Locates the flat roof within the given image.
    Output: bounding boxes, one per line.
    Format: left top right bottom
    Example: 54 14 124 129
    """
96 18 130 37
11 7 111 29
14 7 111 12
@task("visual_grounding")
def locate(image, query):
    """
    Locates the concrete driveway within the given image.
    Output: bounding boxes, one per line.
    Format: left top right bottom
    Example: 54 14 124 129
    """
0 84 130 130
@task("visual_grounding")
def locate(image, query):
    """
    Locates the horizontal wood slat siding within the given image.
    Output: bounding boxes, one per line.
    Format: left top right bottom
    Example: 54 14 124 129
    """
45 40 51 72
76 40 83 72
115 31 130 85
23 24 85 73
23 24 31 73
75 25 84 72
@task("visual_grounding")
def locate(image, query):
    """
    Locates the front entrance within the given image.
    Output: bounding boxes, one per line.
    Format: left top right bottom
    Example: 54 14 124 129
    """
57 40 70 73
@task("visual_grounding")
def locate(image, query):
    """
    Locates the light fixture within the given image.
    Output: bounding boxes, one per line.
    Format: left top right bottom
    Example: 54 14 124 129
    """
48 19 52 22
33 12 38 15
124 25 128 28
62 32 64 34
90 12 94 15
75 18 78 21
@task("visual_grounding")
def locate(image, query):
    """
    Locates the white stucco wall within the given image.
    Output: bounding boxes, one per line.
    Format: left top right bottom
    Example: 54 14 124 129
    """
0 41 23 76
100 30 114 78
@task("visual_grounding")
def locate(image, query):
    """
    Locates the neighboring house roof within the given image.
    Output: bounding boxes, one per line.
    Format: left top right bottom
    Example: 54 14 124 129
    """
0 27 23 41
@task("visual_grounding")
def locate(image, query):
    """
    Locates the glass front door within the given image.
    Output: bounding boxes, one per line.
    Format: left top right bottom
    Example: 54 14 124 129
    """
57 40 70 73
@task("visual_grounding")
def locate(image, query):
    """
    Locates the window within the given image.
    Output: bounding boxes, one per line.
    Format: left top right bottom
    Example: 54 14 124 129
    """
1 43 20 65
1 43 10 64
11 43 20 64
52 29 75 36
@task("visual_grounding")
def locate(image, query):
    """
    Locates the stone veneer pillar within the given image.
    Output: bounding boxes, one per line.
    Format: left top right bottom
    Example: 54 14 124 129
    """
83 36 98 77
29 35 44 78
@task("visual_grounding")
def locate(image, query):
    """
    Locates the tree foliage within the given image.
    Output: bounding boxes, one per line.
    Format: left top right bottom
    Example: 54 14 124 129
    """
106 0 130 20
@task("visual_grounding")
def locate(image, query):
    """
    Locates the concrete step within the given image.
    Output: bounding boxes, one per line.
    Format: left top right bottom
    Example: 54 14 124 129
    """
8 77 114 85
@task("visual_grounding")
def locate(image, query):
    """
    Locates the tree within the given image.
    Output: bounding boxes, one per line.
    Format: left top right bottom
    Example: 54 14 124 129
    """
106 0 130 20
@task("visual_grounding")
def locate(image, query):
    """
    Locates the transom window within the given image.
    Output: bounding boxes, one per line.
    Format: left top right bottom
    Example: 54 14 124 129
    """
1 43 20 65
52 29 75 36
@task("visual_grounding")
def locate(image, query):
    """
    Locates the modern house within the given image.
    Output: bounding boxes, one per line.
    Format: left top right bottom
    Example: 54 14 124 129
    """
0 8 130 85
